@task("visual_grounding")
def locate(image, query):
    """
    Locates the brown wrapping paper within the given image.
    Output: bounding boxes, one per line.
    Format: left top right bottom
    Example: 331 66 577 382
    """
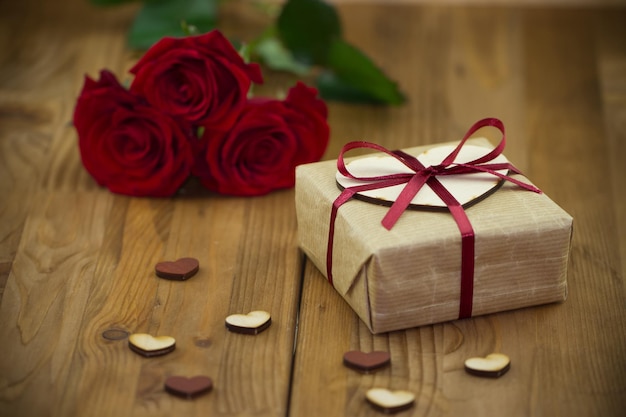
295 139 573 333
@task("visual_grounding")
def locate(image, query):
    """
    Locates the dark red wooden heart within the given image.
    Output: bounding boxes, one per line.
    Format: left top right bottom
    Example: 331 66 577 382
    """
343 351 391 372
155 258 199 281
164 376 213 399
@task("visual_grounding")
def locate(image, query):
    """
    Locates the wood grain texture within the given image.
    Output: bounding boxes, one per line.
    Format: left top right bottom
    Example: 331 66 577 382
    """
596 10 626 290
1 1 625 417
522 9 626 414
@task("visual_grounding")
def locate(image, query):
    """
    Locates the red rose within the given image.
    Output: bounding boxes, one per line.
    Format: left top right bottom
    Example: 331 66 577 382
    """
193 83 329 196
74 70 194 197
129 30 263 130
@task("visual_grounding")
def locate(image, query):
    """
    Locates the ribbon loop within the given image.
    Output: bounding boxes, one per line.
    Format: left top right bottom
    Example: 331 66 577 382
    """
327 118 542 320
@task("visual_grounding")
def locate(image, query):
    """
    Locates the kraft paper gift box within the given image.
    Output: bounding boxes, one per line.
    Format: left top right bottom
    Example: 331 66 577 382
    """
295 120 573 334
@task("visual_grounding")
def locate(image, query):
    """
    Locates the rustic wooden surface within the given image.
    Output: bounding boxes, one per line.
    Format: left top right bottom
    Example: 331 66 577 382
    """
1 1 625 416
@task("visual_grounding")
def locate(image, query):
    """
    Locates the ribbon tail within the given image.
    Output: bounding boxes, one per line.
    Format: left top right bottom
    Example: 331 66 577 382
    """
454 163 542 194
381 173 430 230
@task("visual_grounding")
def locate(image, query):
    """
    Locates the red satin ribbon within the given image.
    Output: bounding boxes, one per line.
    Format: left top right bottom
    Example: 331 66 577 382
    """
326 117 542 320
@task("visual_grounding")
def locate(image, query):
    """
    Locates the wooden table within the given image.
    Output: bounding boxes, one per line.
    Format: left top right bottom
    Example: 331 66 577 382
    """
1 1 625 416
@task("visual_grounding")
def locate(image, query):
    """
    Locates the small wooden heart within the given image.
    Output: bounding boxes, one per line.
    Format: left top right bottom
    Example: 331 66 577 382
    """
343 351 391 373
128 333 176 357
366 388 415 414
164 376 213 399
464 353 511 378
225 310 271 335
155 257 199 281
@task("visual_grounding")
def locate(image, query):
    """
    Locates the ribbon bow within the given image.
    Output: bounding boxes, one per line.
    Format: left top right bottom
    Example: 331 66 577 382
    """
327 117 542 319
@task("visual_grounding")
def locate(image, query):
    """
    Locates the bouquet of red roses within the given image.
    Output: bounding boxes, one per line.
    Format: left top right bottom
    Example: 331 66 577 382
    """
73 30 329 197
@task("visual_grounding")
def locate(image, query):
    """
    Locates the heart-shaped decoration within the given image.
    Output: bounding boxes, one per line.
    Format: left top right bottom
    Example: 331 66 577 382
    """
225 310 271 335
464 353 511 378
336 144 509 209
128 333 176 357
164 376 213 399
155 257 199 281
343 351 391 373
366 388 415 414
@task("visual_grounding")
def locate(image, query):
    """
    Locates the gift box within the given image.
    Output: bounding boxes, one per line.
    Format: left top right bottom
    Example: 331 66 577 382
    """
295 119 573 333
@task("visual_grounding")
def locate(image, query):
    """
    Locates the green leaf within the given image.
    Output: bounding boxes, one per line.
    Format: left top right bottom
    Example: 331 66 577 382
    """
90 0 136 6
128 0 218 50
318 39 405 105
254 37 311 76
316 72 386 104
277 0 341 66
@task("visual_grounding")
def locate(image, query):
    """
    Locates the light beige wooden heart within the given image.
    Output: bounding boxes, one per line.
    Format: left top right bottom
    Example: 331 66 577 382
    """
464 353 510 372
128 333 176 351
336 144 509 208
225 310 271 329
366 388 415 409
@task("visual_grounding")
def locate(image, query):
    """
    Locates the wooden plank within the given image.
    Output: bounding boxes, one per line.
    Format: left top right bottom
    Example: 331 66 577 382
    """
0 0 135 303
212 192 301 416
335 5 451 153
0 191 114 417
289 262 354 415
447 7 529 170
596 9 626 289
0 101 52 300
54 197 175 417
517 8 626 415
